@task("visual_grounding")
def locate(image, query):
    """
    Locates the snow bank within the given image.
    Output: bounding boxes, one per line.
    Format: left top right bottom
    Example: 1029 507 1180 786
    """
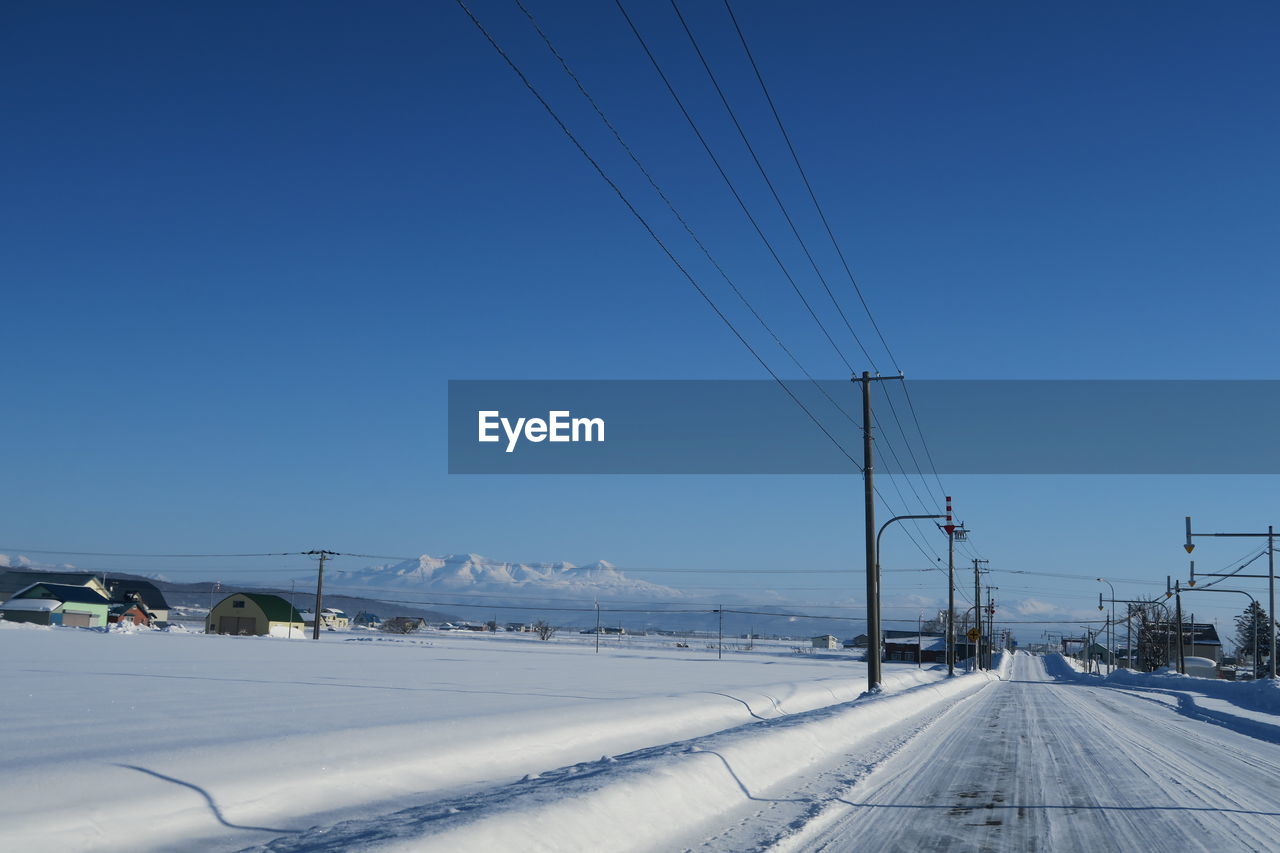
255 668 1004 852
1045 653 1280 739
0 625 952 852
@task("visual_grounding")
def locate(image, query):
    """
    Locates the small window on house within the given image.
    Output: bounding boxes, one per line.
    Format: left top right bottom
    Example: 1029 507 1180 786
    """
232 600 245 609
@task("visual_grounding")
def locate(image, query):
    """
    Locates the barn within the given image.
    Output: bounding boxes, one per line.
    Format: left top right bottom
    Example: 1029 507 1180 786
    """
206 593 305 637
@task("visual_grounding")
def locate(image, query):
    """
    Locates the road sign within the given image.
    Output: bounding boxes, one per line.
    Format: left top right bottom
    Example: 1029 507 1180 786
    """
967 628 980 642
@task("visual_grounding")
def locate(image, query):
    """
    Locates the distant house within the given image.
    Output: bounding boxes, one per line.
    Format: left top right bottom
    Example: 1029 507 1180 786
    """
1085 642 1112 663
299 608 350 630
0 582 111 627
0 571 171 623
206 593 305 637
352 611 381 628
811 634 839 649
1182 624 1222 663
108 601 153 627
505 622 530 632
883 635 947 663
106 579 169 622
846 630 942 651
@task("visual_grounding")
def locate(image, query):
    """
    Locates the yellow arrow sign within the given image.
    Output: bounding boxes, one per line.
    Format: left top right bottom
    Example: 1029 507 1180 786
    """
1184 544 1195 553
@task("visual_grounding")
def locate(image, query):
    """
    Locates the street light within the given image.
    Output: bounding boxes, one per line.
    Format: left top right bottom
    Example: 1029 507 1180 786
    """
1184 517 1276 678
1097 578 1116 671
867 513 944 693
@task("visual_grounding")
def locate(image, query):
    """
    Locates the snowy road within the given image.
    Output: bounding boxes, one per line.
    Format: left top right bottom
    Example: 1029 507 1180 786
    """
776 653 1280 852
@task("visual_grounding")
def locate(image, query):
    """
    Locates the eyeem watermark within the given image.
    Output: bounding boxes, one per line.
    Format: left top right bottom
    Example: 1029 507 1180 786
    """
477 410 605 453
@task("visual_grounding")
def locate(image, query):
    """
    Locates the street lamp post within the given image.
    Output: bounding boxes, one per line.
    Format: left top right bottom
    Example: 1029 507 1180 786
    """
1185 518 1276 678
1097 578 1116 671
869 513 944 692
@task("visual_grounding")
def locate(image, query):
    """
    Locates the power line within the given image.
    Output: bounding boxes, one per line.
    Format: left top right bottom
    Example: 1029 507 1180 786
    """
721 0 891 377
511 0 863 436
455 0 863 469
0 547 302 558
613 0 860 377
723 5 954 511
516 0 960 583
712 0 945 513
670 0 875 371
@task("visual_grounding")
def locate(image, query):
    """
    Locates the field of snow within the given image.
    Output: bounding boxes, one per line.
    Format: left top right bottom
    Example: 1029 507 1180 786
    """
17 628 1278 851
0 621 954 852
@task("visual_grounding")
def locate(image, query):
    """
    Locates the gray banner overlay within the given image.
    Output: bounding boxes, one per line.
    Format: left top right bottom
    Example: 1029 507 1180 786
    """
448 380 1280 474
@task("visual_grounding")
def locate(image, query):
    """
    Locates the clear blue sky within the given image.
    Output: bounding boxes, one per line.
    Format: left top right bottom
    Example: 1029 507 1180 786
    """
4 1 1279 642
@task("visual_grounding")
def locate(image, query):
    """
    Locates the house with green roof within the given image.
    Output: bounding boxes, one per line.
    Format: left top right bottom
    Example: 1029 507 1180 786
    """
206 593 305 638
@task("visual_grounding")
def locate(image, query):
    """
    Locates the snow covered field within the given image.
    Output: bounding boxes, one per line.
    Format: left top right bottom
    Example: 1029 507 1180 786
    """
0 622 947 852
13 627 1279 853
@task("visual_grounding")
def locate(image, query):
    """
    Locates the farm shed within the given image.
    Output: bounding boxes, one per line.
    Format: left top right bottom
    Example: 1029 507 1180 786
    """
206 593 305 637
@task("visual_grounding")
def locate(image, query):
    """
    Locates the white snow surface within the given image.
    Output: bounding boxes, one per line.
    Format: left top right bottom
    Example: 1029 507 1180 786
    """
0 621 940 852
13 631 1280 853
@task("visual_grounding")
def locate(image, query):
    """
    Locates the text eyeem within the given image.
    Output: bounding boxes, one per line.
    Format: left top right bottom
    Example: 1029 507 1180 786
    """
477 410 605 453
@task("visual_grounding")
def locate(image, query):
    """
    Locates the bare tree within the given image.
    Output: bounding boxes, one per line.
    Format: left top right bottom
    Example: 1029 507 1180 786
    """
1131 600 1171 671
533 620 557 641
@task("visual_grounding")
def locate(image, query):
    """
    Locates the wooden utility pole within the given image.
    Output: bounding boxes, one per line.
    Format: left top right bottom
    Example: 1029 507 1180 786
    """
305 549 337 640
972 558 989 669
859 372 879 690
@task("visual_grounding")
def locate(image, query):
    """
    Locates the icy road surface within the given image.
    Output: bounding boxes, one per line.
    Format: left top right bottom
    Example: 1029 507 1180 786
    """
778 652 1280 852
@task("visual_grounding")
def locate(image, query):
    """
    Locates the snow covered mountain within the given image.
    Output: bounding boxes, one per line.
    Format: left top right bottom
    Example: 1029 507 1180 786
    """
330 553 685 602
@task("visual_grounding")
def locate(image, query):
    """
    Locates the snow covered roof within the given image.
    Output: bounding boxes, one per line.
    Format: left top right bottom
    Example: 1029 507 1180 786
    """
884 636 948 651
0 599 61 612
10 583 109 605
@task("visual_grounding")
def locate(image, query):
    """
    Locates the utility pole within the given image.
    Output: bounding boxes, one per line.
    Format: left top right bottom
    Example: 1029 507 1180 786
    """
717 606 723 661
860 372 877 690
985 589 997 670
1174 581 1185 675
1126 604 1132 669
948 519 955 677
595 600 601 654
937 497 966 678
855 371 906 693
304 549 337 640
972 559 989 670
